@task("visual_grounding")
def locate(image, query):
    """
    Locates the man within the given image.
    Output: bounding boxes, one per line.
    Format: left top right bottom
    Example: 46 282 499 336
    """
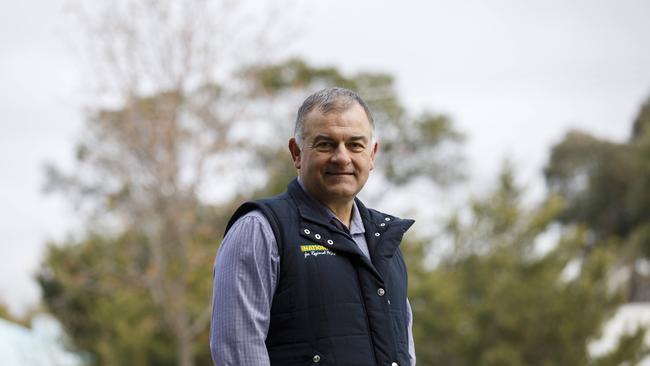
211 87 415 366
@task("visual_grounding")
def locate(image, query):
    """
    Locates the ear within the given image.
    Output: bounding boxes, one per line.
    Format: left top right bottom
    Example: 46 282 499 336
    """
369 141 378 171
288 137 302 169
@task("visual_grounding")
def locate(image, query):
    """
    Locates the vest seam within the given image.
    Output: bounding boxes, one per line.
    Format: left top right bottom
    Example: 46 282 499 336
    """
354 264 380 366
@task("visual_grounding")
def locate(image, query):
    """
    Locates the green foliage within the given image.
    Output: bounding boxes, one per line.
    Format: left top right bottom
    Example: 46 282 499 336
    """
544 131 640 239
545 93 650 243
38 203 232 365
544 94 650 301
408 167 648 366
245 58 358 94
38 232 175 365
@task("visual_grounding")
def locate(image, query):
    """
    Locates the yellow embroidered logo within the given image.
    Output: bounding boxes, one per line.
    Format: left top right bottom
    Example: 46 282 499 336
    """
300 244 335 258
300 245 327 252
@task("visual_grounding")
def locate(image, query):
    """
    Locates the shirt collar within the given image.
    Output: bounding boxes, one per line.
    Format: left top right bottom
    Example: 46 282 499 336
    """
296 177 365 235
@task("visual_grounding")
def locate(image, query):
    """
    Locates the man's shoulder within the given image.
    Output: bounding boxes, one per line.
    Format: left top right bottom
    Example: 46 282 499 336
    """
225 191 295 234
235 210 268 223
232 190 291 214
246 191 295 215
253 192 292 207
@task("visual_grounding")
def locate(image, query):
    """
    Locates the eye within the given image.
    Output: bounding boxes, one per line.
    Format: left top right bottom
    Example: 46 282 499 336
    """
313 141 334 151
347 142 365 152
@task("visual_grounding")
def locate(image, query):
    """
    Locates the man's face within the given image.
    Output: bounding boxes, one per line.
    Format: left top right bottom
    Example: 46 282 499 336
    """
289 103 378 208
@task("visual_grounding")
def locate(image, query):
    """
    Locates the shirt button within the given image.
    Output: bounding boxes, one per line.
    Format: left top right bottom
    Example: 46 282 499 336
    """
313 354 321 363
377 288 385 296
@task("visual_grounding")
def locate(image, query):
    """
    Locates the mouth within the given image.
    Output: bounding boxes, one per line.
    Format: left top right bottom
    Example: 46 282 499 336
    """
325 172 354 176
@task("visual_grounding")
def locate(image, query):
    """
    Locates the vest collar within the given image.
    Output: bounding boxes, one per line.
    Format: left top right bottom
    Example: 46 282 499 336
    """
287 178 367 229
287 178 414 272
294 177 365 235
286 177 413 232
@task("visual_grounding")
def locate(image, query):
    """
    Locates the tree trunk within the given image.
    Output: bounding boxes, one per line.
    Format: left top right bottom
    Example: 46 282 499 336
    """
176 323 194 366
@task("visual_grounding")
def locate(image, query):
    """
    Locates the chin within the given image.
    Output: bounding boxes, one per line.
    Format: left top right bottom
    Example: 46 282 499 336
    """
325 186 358 199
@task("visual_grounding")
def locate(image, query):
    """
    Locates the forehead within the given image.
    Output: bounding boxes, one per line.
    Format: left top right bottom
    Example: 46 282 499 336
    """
302 104 373 138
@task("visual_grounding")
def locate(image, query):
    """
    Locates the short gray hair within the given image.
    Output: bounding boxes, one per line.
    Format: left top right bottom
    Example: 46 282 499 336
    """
294 87 375 147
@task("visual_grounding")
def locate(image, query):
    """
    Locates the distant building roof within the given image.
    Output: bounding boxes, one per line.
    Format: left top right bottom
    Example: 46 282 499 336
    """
0 315 82 366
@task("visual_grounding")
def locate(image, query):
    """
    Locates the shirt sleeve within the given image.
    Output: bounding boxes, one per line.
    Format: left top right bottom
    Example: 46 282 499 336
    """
210 211 279 366
407 298 416 366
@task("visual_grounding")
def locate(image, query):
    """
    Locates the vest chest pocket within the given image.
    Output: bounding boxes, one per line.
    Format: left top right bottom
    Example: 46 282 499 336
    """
295 225 366 315
304 241 364 303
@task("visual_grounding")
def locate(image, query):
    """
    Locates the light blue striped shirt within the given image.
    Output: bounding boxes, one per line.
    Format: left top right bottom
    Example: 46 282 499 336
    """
210 185 415 365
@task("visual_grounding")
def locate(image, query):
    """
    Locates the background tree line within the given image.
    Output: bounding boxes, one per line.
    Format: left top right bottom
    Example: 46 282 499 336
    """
12 0 650 365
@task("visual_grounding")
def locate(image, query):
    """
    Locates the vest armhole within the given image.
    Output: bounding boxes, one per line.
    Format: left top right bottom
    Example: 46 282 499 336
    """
225 201 285 254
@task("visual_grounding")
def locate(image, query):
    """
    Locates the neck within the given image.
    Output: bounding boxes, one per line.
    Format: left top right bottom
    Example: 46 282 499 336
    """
325 201 354 228
295 177 355 227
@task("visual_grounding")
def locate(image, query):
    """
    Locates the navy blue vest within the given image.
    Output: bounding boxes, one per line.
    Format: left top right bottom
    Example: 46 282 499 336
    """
226 179 414 365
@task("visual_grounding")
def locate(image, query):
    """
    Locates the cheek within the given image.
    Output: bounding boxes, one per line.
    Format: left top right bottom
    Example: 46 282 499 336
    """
356 155 374 170
308 154 327 168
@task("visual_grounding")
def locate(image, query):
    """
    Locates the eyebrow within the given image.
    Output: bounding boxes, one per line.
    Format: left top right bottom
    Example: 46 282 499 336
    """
311 135 369 143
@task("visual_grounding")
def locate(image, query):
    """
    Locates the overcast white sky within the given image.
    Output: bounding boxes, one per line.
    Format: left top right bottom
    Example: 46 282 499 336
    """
2 0 650 314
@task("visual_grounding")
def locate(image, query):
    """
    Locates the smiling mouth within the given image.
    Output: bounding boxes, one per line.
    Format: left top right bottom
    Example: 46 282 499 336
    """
326 172 354 176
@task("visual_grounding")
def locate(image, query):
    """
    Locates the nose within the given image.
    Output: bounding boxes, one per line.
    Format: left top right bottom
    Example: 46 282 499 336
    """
330 143 352 165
